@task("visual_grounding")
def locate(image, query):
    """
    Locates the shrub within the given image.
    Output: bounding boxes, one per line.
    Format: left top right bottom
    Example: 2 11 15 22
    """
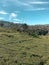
31 33 39 38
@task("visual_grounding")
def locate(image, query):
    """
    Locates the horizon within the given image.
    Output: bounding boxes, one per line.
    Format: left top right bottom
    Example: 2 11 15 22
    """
0 19 49 26
0 0 49 25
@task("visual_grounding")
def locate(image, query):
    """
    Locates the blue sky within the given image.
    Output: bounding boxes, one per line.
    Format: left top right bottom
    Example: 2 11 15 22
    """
0 0 49 25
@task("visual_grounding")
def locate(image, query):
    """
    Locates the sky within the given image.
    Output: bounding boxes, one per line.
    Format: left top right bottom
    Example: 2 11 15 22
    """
0 0 49 25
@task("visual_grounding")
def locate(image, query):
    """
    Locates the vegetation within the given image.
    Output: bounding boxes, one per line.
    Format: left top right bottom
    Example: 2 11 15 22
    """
0 21 49 65
0 20 49 36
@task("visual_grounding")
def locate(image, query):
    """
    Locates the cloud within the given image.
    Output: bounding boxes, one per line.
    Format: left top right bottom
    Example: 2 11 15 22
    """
21 1 49 11
25 8 48 11
10 0 30 6
13 21 20 24
0 10 8 15
13 18 22 22
9 13 17 21
1 0 49 11
14 0 49 11
10 13 17 17
33 8 48 10
29 1 49 4
12 18 22 24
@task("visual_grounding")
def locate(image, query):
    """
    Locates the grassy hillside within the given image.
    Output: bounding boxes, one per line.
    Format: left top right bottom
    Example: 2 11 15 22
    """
0 27 49 65
0 20 49 35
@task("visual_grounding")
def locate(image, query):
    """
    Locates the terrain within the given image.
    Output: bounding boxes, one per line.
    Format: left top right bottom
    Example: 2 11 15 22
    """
0 21 49 65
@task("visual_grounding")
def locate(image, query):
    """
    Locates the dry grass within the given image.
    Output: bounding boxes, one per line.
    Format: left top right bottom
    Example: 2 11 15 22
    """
0 27 49 65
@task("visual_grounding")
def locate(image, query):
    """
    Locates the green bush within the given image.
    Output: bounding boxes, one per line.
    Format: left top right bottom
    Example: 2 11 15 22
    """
31 33 39 38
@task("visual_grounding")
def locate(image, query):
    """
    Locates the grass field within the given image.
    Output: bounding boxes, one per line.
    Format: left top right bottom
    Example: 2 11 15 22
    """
0 27 49 65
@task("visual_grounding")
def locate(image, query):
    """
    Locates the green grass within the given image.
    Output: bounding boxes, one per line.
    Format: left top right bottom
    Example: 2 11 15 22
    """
0 27 49 65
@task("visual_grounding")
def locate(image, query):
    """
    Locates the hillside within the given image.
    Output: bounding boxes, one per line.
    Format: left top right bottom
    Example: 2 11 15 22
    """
0 21 49 65
0 20 49 35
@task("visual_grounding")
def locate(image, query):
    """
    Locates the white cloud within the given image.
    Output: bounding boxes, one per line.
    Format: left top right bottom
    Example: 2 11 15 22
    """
13 21 20 24
9 13 17 21
2 0 49 11
0 10 8 15
11 0 30 6
25 8 48 11
14 0 49 11
29 1 49 4
13 18 24 23
18 0 49 11
10 13 17 17
13 19 22 21
33 8 48 10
